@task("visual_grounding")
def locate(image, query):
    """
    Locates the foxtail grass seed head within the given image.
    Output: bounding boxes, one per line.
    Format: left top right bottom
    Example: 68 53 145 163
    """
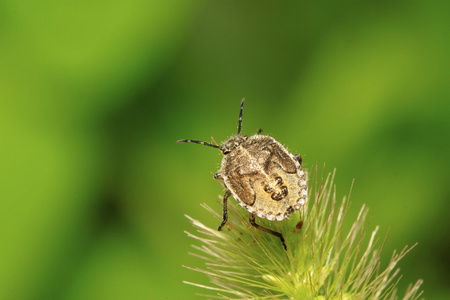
184 168 423 299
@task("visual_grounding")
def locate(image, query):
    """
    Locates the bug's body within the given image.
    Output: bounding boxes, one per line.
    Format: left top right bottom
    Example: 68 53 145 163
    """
177 99 308 250
219 135 307 221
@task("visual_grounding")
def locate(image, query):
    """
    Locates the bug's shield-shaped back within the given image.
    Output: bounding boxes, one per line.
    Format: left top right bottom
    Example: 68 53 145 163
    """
222 136 306 220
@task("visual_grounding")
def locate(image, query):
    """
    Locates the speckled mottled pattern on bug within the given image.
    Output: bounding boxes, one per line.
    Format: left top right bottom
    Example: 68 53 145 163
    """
218 134 308 221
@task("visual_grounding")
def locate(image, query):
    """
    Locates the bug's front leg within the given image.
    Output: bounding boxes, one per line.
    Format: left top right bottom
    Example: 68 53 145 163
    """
294 154 303 166
214 172 226 189
218 190 231 231
249 213 287 250
215 172 230 231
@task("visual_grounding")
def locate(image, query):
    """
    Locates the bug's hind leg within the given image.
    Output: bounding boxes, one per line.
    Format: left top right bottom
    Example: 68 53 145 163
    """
249 213 287 250
218 190 231 231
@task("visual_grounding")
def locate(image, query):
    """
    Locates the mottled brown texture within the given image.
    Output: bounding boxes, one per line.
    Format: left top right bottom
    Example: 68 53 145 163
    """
220 135 307 220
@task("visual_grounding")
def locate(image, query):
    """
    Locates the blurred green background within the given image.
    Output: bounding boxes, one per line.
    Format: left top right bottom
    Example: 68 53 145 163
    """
1 1 449 299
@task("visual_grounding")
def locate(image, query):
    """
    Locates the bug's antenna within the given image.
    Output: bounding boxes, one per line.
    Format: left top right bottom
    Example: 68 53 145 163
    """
176 139 222 150
237 98 245 136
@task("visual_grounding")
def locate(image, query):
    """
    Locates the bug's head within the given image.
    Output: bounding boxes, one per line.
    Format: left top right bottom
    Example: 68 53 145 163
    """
221 135 248 155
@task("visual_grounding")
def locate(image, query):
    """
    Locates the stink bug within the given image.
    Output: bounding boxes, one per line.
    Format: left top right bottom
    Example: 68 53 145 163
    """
177 99 308 250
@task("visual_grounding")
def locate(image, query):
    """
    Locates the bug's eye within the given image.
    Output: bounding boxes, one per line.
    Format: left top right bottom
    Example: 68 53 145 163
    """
222 149 230 154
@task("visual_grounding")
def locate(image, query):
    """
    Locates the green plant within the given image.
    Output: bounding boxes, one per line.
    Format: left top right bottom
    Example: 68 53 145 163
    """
184 168 423 299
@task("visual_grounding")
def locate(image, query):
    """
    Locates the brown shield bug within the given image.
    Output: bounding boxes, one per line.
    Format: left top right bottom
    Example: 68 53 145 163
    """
177 99 308 250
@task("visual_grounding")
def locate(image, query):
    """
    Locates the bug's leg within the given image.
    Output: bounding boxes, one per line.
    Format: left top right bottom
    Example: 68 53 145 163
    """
257 128 263 135
249 213 287 250
294 154 302 167
214 173 222 180
218 190 231 231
